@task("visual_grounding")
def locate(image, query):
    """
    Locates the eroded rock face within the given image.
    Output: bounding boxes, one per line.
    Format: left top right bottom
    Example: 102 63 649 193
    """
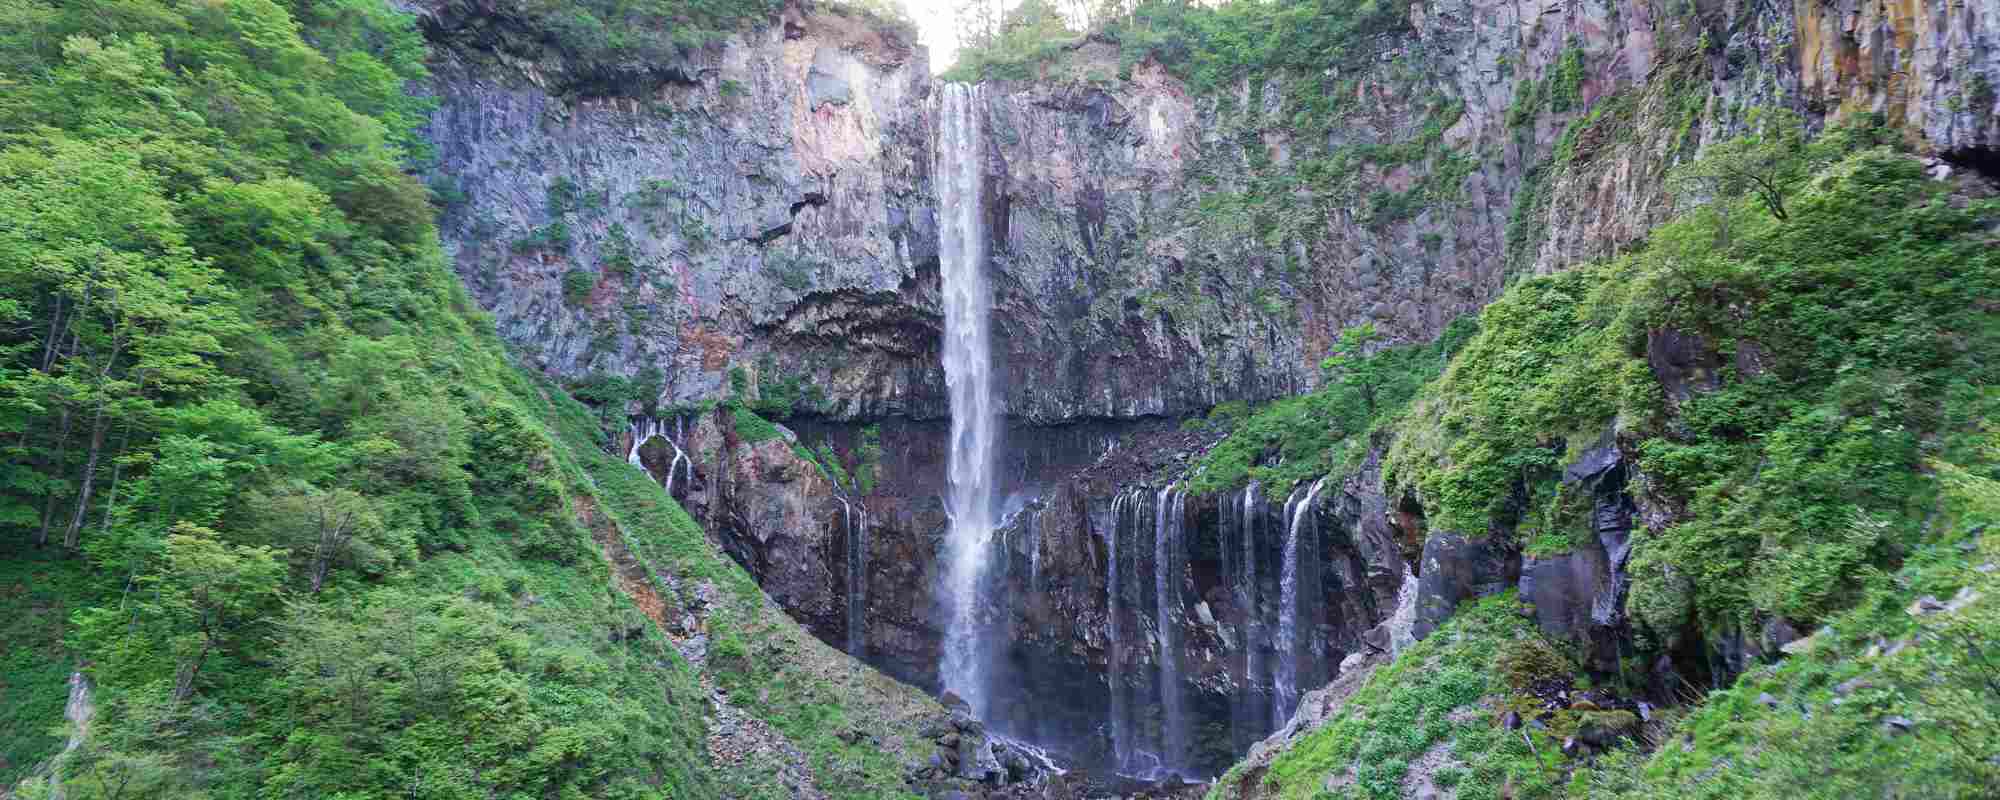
425 4 946 419
1520 436 1639 669
424 0 2000 425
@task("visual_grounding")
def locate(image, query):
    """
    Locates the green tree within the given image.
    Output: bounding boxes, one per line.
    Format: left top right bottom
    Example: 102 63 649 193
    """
246 484 408 593
1320 323 1384 417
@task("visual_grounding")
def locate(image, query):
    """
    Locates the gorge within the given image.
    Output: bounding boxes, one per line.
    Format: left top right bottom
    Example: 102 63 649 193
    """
1 0 1997 798
439 0 2000 790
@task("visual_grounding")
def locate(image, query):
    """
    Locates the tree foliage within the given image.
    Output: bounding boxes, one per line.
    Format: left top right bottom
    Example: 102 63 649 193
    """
1386 129 2000 638
0 1 724 795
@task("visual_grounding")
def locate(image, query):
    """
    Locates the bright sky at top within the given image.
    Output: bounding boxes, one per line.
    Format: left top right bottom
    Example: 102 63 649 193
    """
903 0 967 74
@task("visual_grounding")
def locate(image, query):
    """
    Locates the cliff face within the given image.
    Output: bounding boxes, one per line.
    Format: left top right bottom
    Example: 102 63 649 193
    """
420 0 2000 782
423 3 947 419
422 0 1998 422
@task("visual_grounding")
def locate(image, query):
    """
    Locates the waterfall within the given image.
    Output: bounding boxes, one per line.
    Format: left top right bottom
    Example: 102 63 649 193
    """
1026 505 1041 594
626 416 691 498
1106 491 1130 770
1385 567 1421 654
1154 486 1188 773
1274 476 1328 725
845 500 868 658
937 83 996 716
1236 482 1266 746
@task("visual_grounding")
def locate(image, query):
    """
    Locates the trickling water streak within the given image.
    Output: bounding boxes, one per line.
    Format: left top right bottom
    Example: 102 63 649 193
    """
1274 476 1329 725
1241 481 1264 740
845 501 868 658
1027 506 1041 595
1273 484 1303 725
1154 486 1188 772
938 83 996 715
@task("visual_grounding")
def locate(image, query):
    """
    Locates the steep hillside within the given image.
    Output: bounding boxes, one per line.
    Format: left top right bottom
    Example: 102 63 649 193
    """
0 2 993 798
1202 133 2000 799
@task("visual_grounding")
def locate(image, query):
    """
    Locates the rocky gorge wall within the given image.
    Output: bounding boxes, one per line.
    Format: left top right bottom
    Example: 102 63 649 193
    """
414 0 2000 782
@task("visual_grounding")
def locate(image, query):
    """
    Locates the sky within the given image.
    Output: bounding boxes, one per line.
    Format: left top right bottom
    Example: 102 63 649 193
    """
904 0 966 73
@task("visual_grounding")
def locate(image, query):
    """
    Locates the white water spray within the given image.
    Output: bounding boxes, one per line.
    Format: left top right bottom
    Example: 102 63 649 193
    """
938 83 996 715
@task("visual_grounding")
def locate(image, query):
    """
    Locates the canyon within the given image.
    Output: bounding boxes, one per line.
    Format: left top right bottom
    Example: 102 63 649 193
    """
412 0 2000 788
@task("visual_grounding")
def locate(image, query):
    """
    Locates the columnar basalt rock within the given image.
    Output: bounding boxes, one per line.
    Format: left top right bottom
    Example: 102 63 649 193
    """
425 0 2000 782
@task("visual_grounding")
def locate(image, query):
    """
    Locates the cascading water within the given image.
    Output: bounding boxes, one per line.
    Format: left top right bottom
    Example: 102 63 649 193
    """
937 83 997 716
626 416 692 497
1153 486 1188 773
1106 492 1128 769
1274 477 1328 725
844 501 868 658
1386 567 1422 654
1239 482 1265 741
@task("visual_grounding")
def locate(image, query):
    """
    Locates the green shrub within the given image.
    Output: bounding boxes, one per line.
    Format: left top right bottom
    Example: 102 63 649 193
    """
1387 131 2000 633
561 268 597 305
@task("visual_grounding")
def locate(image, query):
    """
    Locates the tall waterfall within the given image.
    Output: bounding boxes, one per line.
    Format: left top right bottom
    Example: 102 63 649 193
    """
1153 486 1188 772
1107 491 1131 770
1274 477 1327 725
937 83 997 716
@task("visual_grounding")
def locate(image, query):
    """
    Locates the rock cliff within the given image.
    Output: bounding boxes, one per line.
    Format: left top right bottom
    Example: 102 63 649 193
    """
418 0 2000 783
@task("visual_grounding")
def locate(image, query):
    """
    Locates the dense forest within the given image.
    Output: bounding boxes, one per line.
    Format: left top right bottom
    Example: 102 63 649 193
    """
0 1 744 796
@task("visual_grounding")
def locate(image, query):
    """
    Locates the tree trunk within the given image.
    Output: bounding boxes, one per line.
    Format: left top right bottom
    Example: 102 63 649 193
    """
98 417 133 539
173 639 211 703
64 331 123 550
40 293 66 372
37 403 74 547
64 401 109 550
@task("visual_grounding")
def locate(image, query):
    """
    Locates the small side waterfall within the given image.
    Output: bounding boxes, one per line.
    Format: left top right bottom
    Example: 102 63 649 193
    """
626 416 692 497
1238 482 1265 744
938 82 997 715
1153 486 1188 773
48 671 92 800
1385 567 1422 654
844 500 868 658
1274 477 1328 725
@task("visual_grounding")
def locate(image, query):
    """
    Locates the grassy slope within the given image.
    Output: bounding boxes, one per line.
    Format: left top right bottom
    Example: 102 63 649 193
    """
529 373 941 800
0 0 936 794
1209 594 1558 800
